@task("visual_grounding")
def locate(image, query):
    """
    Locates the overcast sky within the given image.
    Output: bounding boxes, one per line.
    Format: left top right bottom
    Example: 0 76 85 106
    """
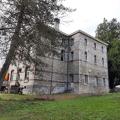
60 0 120 36
0 0 120 67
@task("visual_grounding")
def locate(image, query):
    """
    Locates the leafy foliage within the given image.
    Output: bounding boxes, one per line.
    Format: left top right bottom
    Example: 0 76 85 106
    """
96 18 120 89
0 0 72 85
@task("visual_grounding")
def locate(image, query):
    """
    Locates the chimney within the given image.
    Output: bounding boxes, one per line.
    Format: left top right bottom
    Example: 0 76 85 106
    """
54 18 60 30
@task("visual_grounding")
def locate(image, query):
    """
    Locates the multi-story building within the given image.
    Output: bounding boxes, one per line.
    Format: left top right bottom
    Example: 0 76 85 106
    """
1 19 109 95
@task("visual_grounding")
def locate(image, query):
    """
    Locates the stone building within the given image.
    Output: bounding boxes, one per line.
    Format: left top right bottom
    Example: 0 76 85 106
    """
1 19 109 95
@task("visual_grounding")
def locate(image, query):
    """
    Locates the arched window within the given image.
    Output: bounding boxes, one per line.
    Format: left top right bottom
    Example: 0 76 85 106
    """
25 66 30 80
10 70 14 81
94 43 96 50
84 38 87 46
102 58 104 66
102 46 104 53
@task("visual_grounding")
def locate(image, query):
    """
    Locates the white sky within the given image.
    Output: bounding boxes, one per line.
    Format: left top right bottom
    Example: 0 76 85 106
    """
0 0 120 67
60 0 120 36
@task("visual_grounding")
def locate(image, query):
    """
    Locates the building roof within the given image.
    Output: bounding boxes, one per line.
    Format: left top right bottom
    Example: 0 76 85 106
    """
55 28 108 46
69 30 108 46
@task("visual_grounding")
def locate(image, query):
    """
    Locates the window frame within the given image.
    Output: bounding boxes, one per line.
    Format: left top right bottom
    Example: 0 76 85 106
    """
84 38 87 46
84 75 88 84
94 43 96 50
94 55 97 64
84 51 87 61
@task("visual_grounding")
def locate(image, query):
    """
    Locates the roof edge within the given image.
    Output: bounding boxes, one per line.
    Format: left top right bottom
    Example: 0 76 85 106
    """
68 30 108 46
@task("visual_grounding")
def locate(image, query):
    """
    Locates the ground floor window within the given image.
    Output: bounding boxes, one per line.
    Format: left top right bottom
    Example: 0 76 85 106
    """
24 66 30 81
85 75 88 84
95 76 99 86
10 70 14 81
103 78 106 86
69 74 74 83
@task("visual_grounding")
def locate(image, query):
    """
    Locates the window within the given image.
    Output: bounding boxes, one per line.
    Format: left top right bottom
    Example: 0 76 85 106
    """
69 38 74 46
94 55 97 64
103 78 106 86
10 70 14 81
69 51 74 61
61 50 65 61
25 66 30 80
69 74 74 82
94 43 96 50
85 75 88 84
84 51 87 61
95 77 99 86
102 58 104 66
18 68 22 73
84 38 87 46
102 46 104 53
61 39 68 47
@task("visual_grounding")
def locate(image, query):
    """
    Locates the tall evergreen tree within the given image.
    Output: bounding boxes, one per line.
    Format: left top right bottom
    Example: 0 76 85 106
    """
0 0 72 87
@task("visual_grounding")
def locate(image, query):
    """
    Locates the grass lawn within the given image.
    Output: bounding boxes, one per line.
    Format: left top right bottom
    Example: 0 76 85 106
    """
0 93 120 120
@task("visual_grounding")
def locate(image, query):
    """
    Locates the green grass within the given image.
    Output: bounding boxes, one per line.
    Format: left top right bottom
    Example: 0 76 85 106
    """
0 93 120 120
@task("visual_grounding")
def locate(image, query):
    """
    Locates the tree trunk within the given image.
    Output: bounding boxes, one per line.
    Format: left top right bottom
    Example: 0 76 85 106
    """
0 0 25 88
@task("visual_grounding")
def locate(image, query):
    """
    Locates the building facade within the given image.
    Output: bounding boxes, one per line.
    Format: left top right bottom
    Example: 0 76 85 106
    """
1 21 109 95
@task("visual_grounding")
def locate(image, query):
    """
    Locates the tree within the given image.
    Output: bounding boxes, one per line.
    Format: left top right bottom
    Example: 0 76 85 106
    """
108 40 120 88
0 0 72 87
96 18 120 89
96 18 120 43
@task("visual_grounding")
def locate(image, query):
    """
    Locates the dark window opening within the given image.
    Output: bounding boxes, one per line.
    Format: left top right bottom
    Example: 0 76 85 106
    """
85 38 87 46
95 77 99 86
94 55 97 64
61 50 65 61
25 66 30 80
71 51 74 61
94 43 96 50
85 75 88 84
103 78 106 86
85 51 87 61
69 38 74 46
69 74 74 83
19 68 22 72
102 58 104 66
102 46 104 53
10 70 14 81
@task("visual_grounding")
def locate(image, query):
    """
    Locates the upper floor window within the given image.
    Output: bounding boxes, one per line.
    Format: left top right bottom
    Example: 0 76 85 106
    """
94 43 96 50
102 58 104 66
61 50 65 61
69 38 74 46
62 39 68 47
94 55 97 64
102 46 104 53
84 51 87 61
84 38 87 46
71 51 74 60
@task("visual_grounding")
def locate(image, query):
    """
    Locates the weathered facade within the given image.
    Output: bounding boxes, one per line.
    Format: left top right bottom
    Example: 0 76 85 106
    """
2 21 109 95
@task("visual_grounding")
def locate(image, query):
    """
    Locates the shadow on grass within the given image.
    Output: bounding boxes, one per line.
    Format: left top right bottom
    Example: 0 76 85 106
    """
0 94 55 102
